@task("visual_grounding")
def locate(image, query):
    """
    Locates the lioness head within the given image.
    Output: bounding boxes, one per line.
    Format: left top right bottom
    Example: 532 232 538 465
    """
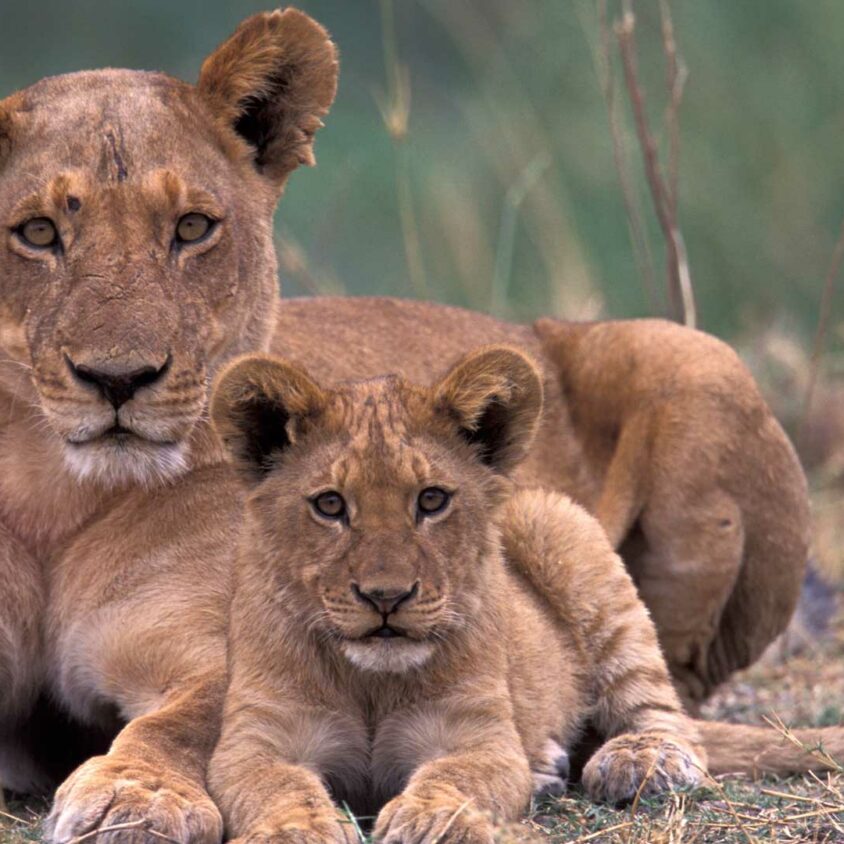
0 9 337 486
211 346 543 674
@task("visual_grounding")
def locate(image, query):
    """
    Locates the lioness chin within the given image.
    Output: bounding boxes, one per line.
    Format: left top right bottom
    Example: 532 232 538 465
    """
208 346 707 842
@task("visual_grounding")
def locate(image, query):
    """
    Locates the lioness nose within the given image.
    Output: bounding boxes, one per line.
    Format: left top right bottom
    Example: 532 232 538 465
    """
352 582 419 615
67 355 171 409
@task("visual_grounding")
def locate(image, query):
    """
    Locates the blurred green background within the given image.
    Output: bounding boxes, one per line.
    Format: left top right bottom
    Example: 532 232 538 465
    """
1 0 842 351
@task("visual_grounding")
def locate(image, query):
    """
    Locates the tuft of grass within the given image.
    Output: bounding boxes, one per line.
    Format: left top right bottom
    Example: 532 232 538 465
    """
0 798 47 844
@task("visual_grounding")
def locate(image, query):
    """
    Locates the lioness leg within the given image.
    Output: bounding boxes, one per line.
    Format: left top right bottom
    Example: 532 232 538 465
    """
0 522 47 795
46 673 224 844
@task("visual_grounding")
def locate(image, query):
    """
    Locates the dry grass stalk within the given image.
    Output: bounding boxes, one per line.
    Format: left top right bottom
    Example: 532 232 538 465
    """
66 820 180 843
378 0 428 298
798 213 844 449
560 820 634 843
613 0 696 328
763 713 844 773
490 153 552 314
593 0 658 311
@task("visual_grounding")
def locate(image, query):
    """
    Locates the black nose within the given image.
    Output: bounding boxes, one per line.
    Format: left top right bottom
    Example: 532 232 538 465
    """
352 582 419 616
66 355 171 409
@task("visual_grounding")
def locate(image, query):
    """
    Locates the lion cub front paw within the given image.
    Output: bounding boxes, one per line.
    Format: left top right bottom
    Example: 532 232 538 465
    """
229 812 357 844
375 791 494 844
582 734 704 805
46 754 222 844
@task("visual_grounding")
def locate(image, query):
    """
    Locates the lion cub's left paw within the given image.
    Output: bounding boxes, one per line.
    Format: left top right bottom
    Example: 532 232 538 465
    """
374 791 494 844
582 734 704 805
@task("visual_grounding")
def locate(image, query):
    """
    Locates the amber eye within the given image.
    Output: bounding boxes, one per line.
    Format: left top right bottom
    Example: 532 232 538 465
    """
312 491 347 520
417 487 451 516
175 213 214 244
18 217 59 249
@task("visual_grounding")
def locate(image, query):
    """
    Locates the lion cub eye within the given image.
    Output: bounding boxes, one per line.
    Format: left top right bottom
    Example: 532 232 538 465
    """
312 491 347 520
18 217 59 249
175 213 214 244
417 487 451 517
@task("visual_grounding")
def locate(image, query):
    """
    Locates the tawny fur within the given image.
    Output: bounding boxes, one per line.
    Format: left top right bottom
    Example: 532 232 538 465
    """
208 348 706 843
0 5 813 840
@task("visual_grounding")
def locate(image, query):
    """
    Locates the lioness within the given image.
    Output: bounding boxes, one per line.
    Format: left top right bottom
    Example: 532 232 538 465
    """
0 5 810 841
207 347 842 844
208 346 706 843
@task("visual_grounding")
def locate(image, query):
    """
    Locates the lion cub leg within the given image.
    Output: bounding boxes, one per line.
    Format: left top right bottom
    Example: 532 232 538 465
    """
208 697 360 844
373 699 533 844
500 489 706 805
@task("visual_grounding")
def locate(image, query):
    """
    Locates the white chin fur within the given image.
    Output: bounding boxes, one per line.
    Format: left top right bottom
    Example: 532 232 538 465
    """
63 439 188 489
341 640 435 674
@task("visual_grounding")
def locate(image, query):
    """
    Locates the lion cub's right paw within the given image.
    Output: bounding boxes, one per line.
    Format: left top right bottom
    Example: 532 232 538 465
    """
582 734 704 805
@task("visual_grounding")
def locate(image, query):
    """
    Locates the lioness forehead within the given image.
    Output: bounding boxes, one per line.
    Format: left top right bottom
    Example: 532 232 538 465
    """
2 70 240 184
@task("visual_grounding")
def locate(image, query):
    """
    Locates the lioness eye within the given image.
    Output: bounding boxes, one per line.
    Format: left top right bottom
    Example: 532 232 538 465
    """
418 487 451 516
18 217 59 249
312 491 346 520
175 213 213 244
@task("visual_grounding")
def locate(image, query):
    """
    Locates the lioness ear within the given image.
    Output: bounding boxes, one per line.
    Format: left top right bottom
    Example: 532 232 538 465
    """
0 94 20 166
434 346 543 474
197 7 338 185
211 354 326 480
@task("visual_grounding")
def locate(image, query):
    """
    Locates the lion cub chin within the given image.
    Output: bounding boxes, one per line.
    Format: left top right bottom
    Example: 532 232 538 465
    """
208 346 706 844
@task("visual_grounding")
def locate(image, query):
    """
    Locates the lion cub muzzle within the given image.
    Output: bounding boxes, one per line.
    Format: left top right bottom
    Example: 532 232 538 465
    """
339 578 437 674
351 580 420 635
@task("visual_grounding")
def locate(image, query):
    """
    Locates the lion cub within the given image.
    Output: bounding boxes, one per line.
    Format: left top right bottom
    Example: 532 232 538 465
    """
208 347 705 844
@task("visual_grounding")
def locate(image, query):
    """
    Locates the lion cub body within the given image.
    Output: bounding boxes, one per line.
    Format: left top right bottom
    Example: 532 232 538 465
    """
209 348 704 843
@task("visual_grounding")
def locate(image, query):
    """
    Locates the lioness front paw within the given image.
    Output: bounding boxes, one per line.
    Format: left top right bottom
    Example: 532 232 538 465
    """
46 754 222 843
582 734 704 805
375 792 494 844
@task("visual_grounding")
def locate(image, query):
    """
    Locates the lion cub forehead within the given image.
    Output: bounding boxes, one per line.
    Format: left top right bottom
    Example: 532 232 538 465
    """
324 377 440 487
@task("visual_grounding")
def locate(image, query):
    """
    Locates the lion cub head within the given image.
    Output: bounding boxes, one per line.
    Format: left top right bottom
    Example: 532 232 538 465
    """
211 346 543 674
0 10 337 486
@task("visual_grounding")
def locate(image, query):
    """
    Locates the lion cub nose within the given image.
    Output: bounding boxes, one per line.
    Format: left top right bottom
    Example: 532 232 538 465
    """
352 582 419 615
67 355 171 409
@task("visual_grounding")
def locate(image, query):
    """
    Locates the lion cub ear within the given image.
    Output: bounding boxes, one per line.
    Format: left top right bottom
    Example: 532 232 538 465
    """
197 8 338 185
211 354 326 480
434 346 543 474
